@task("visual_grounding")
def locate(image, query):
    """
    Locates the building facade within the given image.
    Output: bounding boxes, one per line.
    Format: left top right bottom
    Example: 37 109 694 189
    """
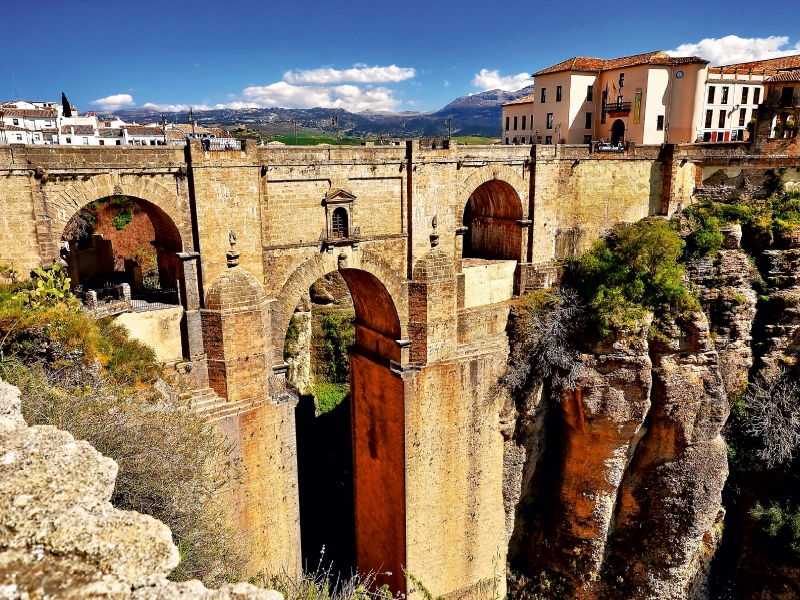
699 54 800 143
501 93 535 145
526 51 708 146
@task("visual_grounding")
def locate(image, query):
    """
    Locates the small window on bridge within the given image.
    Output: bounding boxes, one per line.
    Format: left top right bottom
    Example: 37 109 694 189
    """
332 207 348 238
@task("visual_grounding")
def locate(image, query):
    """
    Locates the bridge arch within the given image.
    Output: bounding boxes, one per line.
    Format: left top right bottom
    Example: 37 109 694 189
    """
273 248 407 364
458 166 526 261
50 174 189 253
275 249 407 592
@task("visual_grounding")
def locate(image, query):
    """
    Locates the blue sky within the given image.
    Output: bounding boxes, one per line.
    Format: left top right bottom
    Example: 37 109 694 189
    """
4 0 800 113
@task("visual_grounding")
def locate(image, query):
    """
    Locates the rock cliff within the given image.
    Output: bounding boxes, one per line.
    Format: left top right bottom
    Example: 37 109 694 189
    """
0 378 281 600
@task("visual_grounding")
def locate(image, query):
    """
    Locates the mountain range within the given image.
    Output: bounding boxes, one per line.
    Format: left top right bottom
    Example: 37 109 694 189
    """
106 85 535 139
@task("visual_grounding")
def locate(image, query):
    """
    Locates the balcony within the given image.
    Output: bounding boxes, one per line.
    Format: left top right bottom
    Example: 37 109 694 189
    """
604 101 632 115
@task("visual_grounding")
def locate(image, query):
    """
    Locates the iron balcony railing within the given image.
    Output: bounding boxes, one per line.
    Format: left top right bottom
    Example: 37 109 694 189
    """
604 101 632 113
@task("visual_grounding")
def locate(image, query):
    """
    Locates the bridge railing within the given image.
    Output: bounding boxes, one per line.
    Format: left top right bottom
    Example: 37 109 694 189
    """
201 139 243 151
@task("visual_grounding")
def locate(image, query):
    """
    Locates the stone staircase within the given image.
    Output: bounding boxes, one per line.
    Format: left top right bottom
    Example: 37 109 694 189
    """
186 387 266 424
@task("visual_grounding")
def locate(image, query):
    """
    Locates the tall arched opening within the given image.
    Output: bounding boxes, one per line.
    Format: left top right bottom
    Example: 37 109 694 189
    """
462 179 523 261
284 265 404 591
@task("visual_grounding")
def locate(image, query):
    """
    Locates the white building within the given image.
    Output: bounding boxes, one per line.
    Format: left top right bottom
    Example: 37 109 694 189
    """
699 54 800 142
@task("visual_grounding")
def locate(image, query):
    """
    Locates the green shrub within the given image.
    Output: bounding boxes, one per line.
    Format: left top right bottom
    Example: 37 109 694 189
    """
564 218 697 338
14 264 75 309
111 211 133 230
313 379 348 414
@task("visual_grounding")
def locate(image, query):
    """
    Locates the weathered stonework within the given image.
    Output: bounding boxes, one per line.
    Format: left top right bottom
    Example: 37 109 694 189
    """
0 139 795 597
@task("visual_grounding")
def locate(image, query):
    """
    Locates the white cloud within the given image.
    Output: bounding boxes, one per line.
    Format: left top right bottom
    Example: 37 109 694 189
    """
90 93 135 110
237 82 400 111
444 80 450 87
142 102 217 112
668 35 800 66
471 69 532 92
283 65 415 84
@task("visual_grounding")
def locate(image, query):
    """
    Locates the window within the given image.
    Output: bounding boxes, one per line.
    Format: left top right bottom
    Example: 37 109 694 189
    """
116 140 121 145
556 86 562 102
82 137 89 145
65 137 71 144
530 115 534 129
505 138 509 145
753 88 761 104
99 140 105 146
741 87 749 104
739 108 747 127
705 110 713 128
513 116 518 130
546 113 554 129
521 137 526 144
716 131 725 142
708 86 716 104
331 207 348 238
12 118 19 125
703 132 712 142
583 134 592 144
718 110 726 128
587 85 593 101
721 86 729 104
505 116 509 130
540 88 546 103
545 135 553 144
513 137 518 144
781 86 795 108
522 115 526 130
15 134 22 141
657 115 665 131
584 112 592 129
619 73 625 89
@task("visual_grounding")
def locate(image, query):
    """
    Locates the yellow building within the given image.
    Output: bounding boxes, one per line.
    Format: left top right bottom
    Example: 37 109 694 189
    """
501 93 536 145
505 51 708 146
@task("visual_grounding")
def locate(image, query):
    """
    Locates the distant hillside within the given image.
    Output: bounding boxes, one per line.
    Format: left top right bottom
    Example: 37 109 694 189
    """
107 85 535 139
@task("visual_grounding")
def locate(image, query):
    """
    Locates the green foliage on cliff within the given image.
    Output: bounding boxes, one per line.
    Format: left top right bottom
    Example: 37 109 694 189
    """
684 168 800 254
564 218 698 338
0 280 245 586
321 311 354 382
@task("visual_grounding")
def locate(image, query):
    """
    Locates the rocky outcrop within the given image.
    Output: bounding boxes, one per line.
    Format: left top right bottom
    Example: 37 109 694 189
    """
504 309 729 599
286 294 312 395
0 378 281 600
551 323 653 596
603 313 728 598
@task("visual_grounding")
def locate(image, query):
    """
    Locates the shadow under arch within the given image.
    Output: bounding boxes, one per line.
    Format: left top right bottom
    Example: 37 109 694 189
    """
462 178 524 261
285 264 405 592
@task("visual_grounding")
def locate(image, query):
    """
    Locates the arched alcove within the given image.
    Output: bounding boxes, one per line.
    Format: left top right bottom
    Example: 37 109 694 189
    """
61 195 184 304
462 179 524 261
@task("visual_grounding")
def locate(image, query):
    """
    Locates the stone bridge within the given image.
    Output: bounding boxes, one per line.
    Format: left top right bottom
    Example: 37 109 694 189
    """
1 139 791 597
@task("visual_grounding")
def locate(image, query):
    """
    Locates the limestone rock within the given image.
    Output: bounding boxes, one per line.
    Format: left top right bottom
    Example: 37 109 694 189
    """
603 312 729 598
0 378 280 600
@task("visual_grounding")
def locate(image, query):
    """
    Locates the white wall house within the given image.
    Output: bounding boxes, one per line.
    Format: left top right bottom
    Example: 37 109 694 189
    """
699 54 800 143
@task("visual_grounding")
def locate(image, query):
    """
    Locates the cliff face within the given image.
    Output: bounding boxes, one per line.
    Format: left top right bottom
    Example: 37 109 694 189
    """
504 226 776 598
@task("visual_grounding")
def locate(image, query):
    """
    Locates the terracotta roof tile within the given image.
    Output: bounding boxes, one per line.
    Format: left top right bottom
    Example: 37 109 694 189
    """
60 125 95 135
3 108 58 118
123 126 164 136
533 51 707 76
503 92 537 106
99 128 123 138
710 54 800 74
166 129 186 140
766 69 800 83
